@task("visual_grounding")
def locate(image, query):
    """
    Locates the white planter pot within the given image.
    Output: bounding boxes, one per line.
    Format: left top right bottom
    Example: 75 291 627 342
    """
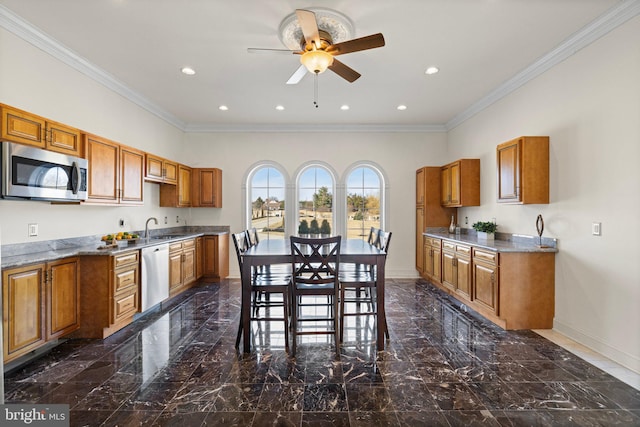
477 231 495 241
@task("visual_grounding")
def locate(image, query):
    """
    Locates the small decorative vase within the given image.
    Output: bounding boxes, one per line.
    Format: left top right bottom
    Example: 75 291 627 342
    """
477 231 494 241
449 216 456 234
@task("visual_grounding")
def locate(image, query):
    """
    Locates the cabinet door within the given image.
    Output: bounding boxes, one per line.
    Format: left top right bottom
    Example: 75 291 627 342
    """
47 258 80 340
3 265 46 363
422 239 431 279
145 153 164 182
163 160 178 185
473 261 499 314
46 120 81 156
169 250 184 292
193 168 222 207
85 134 119 203
178 165 192 207
432 246 442 283
1 105 46 148
415 207 424 273
497 140 520 203
120 146 144 205
416 168 425 206
182 246 196 285
455 256 472 301
449 162 461 206
202 235 229 281
440 167 450 205
441 251 456 291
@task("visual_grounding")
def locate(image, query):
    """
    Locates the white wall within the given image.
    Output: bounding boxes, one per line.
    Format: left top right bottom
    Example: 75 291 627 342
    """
449 16 640 372
0 28 189 243
185 131 450 278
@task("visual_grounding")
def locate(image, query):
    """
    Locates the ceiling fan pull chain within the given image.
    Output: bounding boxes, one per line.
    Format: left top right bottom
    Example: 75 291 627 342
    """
314 72 319 108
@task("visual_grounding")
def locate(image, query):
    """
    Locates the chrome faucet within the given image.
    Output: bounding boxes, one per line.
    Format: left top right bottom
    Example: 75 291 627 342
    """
144 217 158 238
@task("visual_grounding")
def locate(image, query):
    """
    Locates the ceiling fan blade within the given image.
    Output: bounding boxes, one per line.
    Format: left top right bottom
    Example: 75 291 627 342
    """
328 58 361 83
286 65 308 85
326 33 386 56
247 48 300 55
296 9 320 48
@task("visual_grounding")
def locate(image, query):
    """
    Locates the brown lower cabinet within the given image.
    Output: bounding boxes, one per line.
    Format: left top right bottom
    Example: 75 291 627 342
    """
202 234 229 281
422 237 555 330
2 257 80 364
169 239 197 297
76 250 140 339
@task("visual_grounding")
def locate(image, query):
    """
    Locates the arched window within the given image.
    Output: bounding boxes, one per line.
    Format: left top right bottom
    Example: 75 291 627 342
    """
248 165 286 240
297 165 335 235
345 165 384 239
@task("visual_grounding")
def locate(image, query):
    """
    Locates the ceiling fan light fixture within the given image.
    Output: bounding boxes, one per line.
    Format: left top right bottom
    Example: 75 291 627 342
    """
300 50 334 74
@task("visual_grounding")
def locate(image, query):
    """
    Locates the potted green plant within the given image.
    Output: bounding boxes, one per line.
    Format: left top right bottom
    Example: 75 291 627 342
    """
472 221 498 241
298 219 309 236
309 219 320 236
320 219 331 236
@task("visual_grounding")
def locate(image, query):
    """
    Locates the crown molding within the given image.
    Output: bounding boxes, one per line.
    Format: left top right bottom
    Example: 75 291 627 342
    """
2 2 638 134
184 122 447 133
0 5 187 131
445 0 640 131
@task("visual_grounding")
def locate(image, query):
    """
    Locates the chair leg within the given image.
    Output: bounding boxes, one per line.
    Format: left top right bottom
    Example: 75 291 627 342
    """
283 290 289 349
235 306 243 349
339 285 346 343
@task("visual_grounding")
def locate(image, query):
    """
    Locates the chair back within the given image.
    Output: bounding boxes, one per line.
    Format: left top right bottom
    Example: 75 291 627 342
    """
246 227 259 247
367 227 381 246
232 231 251 277
377 230 392 253
290 236 341 286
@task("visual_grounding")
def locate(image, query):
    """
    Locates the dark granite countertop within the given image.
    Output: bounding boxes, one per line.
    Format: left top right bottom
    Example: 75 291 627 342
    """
1 226 230 269
424 228 558 253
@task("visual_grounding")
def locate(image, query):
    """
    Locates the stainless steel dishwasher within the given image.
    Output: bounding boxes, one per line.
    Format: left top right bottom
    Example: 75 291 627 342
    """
141 243 169 312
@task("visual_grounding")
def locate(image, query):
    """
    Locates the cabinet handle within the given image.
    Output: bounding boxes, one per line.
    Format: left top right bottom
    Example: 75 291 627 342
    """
491 273 495 285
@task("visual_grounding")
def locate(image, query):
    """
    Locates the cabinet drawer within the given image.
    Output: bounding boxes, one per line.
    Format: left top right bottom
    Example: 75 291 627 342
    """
114 251 139 268
473 249 497 264
443 241 456 251
456 244 471 256
114 267 138 293
113 288 139 322
169 242 183 253
182 239 195 249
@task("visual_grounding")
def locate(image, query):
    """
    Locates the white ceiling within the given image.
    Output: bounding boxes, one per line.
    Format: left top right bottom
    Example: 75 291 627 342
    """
0 0 634 132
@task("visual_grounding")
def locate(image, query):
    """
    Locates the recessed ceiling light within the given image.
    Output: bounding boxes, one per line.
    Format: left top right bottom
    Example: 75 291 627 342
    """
181 66 196 75
397 105 407 111
276 105 285 111
340 105 350 110
425 66 439 75
219 105 228 111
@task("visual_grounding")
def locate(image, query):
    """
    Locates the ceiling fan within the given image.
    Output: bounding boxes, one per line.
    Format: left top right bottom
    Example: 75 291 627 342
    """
248 9 385 85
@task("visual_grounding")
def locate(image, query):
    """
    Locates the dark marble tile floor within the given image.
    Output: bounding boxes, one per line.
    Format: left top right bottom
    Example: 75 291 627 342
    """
4 278 640 426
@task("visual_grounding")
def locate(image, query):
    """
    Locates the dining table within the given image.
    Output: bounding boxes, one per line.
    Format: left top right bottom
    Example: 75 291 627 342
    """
240 238 387 353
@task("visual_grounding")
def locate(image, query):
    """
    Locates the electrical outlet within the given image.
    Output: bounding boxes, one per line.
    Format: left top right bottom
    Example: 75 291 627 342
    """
592 222 602 236
164 216 168 225
176 216 180 223
28 223 38 237
465 216 468 225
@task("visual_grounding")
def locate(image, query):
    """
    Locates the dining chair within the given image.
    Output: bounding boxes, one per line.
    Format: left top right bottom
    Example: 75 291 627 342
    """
290 235 341 356
233 231 291 349
339 230 391 343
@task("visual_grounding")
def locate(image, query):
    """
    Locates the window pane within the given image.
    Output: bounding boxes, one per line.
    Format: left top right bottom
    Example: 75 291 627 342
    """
298 167 333 235
250 167 285 240
346 166 382 241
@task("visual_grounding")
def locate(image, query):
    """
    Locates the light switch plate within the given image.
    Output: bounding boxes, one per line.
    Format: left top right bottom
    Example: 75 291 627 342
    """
592 222 601 236
28 223 38 237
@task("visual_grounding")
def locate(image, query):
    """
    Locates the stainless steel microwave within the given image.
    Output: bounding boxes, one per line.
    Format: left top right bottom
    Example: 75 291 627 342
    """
1 142 88 201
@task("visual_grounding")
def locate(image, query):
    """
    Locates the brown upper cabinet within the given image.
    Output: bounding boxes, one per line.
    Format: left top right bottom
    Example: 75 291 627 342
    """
145 153 178 185
160 164 192 207
440 159 480 207
497 136 549 204
1 104 81 156
84 134 144 205
191 168 223 208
